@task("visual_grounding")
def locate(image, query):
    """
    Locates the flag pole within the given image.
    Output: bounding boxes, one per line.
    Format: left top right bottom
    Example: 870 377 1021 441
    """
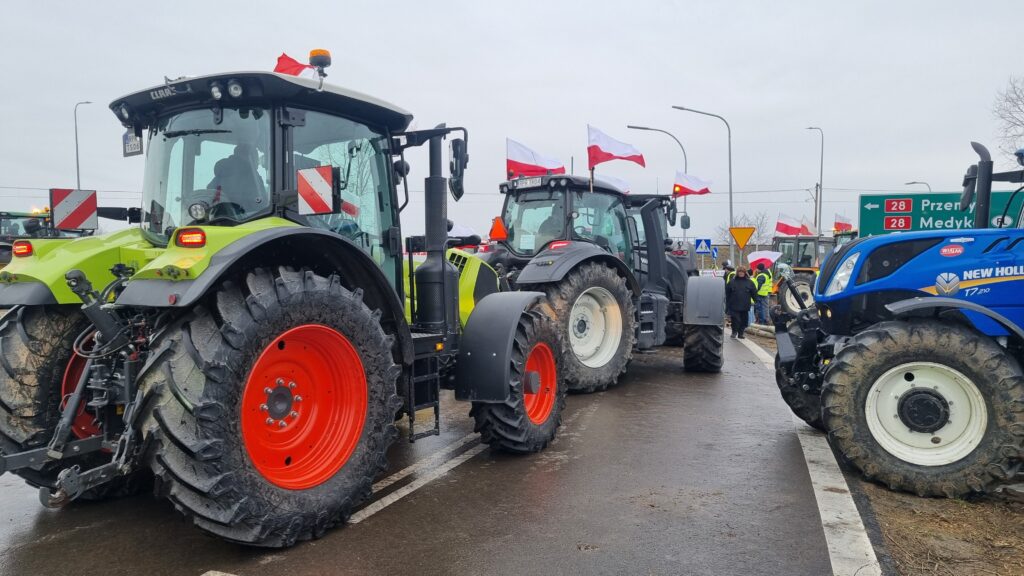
589 167 594 193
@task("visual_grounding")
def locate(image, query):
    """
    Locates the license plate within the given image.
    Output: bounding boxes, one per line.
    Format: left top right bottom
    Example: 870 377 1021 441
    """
516 177 542 188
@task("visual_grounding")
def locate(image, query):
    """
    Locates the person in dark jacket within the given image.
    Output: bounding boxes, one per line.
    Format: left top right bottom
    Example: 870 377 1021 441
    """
725 267 758 339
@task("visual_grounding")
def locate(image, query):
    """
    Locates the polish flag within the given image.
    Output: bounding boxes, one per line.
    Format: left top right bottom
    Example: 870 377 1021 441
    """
587 125 645 169
800 215 817 236
506 139 565 179
274 53 316 78
672 171 711 196
776 214 803 236
834 213 853 232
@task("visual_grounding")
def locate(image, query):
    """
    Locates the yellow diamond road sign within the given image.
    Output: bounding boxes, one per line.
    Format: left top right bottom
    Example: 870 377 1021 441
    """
729 226 756 250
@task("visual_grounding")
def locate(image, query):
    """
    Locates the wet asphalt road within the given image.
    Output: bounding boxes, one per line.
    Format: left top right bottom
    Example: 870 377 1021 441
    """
0 338 833 576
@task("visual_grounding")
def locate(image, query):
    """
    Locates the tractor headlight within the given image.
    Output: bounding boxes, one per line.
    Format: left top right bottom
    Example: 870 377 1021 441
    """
824 252 860 296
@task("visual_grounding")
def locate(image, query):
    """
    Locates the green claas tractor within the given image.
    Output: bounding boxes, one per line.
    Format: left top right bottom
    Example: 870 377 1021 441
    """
0 209 108 268
0 54 566 547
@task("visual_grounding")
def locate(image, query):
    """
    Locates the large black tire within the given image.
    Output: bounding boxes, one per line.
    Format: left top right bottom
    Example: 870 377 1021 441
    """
0 305 146 499
778 273 815 316
471 306 566 453
139 267 401 547
683 324 724 373
822 320 1024 497
775 354 824 431
543 262 634 393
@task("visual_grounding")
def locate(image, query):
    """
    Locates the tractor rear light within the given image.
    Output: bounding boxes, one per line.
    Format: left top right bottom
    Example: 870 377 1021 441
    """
12 241 32 257
175 228 206 248
489 217 508 241
549 241 571 250
477 242 492 253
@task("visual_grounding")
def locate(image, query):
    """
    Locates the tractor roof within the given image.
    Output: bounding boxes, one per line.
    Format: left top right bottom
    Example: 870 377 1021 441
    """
109 72 414 132
624 193 674 207
499 174 627 195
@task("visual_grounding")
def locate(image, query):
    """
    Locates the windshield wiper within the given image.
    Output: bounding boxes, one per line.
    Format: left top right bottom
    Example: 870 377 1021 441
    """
162 129 232 138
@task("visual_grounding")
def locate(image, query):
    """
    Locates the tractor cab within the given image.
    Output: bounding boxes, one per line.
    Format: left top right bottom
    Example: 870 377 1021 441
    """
486 175 635 273
624 193 695 298
110 69 415 288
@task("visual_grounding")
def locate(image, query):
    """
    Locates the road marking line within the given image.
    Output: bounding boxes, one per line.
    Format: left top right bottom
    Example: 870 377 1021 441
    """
738 337 882 576
372 431 479 492
351 443 488 524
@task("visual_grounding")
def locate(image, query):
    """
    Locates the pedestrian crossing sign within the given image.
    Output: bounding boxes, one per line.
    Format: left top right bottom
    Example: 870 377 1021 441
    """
694 238 712 254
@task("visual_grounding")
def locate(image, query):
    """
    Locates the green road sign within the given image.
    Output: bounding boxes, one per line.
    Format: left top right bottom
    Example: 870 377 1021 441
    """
858 191 1024 236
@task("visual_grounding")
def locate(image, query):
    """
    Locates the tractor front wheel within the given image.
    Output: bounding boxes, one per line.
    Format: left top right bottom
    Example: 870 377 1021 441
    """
821 320 1024 497
141 267 401 547
471 307 566 453
778 273 815 316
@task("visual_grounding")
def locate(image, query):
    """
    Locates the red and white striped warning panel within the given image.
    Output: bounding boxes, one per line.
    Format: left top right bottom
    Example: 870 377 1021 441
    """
297 166 361 217
49 188 98 230
297 167 335 215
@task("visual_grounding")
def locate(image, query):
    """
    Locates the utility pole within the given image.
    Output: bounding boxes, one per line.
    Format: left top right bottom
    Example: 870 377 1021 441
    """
626 124 689 239
806 127 824 234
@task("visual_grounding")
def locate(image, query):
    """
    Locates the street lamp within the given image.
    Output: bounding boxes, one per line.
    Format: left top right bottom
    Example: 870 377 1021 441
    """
626 124 689 239
905 181 932 192
806 127 824 235
672 106 733 261
74 101 93 190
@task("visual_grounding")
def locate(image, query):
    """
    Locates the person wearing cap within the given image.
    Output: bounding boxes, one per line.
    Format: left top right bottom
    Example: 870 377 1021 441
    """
723 260 736 284
725 267 758 339
753 263 773 325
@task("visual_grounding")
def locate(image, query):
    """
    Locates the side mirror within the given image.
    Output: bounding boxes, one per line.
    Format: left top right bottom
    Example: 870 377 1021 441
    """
393 159 410 183
449 138 468 201
663 237 673 247
667 200 678 226
679 213 691 230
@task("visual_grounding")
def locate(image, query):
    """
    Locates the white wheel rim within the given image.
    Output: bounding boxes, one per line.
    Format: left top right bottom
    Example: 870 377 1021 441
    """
568 287 622 368
865 362 987 467
785 283 814 311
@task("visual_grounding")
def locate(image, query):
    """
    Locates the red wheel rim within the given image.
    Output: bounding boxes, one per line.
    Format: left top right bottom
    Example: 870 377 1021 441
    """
61 337 100 439
241 324 368 490
522 343 557 425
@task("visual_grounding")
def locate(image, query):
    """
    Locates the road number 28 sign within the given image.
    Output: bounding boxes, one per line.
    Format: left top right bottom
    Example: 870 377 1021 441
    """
884 198 912 213
883 216 911 231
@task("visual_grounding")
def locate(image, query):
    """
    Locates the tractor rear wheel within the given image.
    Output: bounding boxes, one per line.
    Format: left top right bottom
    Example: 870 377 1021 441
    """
821 320 1024 497
778 273 815 316
683 324 724 373
140 267 401 547
471 306 566 453
0 305 146 499
543 263 634 393
775 355 824 431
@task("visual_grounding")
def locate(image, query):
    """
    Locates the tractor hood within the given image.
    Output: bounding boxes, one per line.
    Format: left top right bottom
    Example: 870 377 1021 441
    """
0 228 159 305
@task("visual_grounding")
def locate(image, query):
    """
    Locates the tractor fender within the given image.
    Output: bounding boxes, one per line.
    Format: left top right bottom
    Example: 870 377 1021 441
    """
683 275 726 326
454 290 545 402
117 227 413 363
885 296 1024 342
513 242 640 295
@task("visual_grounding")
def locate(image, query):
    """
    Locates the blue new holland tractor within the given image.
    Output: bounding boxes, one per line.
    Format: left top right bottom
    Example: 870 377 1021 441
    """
774 142 1024 497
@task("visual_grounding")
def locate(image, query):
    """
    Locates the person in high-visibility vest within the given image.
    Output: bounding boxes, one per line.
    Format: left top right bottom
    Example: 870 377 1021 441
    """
723 260 736 284
754 263 773 325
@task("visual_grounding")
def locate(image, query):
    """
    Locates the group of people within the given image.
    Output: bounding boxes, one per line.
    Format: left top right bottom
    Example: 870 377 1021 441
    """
722 260 772 339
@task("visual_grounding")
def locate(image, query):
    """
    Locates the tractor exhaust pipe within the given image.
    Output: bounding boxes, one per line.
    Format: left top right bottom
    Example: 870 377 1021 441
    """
414 125 458 333
971 142 993 229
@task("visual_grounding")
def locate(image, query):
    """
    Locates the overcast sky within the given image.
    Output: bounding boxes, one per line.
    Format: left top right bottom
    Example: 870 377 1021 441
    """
0 0 1020 239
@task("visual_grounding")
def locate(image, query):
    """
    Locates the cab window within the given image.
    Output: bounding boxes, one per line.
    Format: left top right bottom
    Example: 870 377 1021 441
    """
572 192 632 266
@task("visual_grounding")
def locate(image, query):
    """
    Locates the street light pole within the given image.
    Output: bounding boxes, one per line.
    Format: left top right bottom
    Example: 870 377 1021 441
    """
806 127 824 234
626 124 689 239
74 101 92 190
672 106 733 261
905 181 932 192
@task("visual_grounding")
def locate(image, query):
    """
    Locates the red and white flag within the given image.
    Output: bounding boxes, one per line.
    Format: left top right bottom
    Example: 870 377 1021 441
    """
800 215 817 236
587 125 645 169
274 53 316 78
775 213 803 236
672 171 711 196
506 138 565 179
834 213 853 232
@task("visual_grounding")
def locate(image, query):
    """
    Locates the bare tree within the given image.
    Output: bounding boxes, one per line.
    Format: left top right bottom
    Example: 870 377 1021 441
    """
994 76 1024 160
